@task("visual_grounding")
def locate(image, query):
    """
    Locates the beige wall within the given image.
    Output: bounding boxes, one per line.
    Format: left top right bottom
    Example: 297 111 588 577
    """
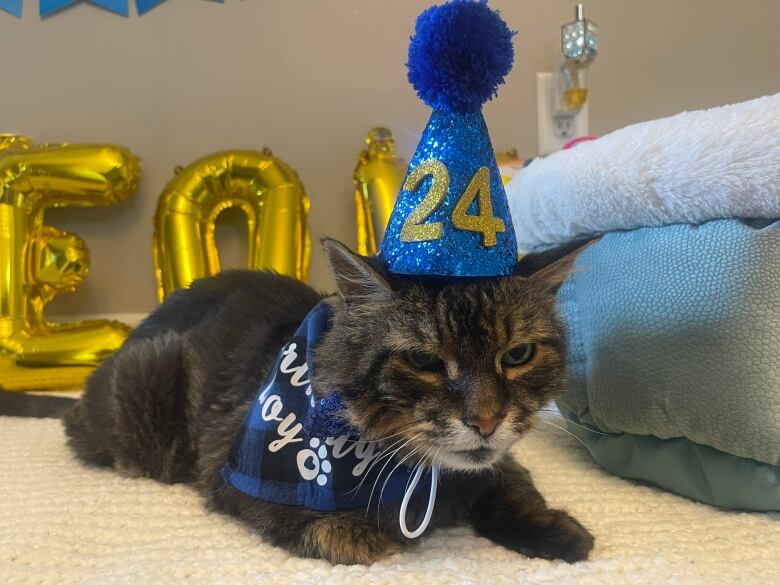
2 0 779 316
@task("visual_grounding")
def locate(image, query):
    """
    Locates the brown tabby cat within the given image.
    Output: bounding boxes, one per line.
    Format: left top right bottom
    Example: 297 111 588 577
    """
57 239 593 565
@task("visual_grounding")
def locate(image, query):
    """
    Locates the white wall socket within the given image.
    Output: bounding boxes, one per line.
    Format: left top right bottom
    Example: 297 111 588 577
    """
536 71 589 156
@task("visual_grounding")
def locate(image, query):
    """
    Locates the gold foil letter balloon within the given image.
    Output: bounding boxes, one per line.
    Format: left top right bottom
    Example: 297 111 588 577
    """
0 134 140 388
153 149 311 301
353 128 407 256
495 148 527 185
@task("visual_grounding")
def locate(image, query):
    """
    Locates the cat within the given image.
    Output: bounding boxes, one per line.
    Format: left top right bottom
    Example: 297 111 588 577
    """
8 238 594 565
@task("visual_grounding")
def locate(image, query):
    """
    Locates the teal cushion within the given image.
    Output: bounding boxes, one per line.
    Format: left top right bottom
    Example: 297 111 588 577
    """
557 409 780 511
556 218 780 510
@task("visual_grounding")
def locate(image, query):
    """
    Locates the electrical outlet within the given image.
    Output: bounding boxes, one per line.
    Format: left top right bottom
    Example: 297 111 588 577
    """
536 72 589 155
553 115 576 139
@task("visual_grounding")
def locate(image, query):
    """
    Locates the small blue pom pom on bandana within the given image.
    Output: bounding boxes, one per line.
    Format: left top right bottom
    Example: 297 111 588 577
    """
381 0 518 278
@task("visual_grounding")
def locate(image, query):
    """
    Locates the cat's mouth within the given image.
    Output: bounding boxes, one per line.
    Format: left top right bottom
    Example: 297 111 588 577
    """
453 447 496 461
413 421 521 471
447 447 499 469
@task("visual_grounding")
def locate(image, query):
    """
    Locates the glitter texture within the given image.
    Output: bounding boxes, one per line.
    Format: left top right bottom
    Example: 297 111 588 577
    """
399 159 449 242
451 165 505 247
380 109 518 277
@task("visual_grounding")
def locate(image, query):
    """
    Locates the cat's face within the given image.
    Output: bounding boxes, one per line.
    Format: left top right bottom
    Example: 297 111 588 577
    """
313 240 580 473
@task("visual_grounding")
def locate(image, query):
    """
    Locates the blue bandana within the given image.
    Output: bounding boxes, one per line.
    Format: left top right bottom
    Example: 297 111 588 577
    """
221 302 437 522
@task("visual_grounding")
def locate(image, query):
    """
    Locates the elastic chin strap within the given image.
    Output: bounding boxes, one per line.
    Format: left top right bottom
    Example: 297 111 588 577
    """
399 464 439 539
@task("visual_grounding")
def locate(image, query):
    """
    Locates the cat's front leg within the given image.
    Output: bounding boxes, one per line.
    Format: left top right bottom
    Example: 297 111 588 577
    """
299 513 404 565
211 487 403 565
468 459 594 563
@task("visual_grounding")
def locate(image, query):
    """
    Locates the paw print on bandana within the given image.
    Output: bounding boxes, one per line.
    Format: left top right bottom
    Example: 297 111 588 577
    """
296 438 332 486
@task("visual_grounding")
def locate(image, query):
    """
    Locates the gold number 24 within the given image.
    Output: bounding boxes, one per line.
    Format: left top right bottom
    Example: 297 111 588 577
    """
399 159 505 247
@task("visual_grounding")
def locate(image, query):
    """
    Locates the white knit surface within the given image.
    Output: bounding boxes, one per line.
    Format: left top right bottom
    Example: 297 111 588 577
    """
1 416 778 585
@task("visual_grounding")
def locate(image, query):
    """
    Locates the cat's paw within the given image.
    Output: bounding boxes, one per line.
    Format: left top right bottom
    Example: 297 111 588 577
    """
523 509 594 563
476 507 594 563
302 516 401 565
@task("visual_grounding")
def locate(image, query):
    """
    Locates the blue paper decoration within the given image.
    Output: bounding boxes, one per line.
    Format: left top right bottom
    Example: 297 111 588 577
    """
135 0 161 14
0 0 227 17
380 0 518 278
137 0 223 16
0 0 22 17
40 0 129 17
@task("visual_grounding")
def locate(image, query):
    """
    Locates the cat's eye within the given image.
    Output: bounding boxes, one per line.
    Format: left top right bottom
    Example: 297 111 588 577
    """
501 343 536 367
404 350 443 371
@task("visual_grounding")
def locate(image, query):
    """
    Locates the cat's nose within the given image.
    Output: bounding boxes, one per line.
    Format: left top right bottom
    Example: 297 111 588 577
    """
465 415 502 438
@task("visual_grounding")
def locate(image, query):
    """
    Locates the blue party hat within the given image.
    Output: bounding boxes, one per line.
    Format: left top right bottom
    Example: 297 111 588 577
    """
380 0 517 277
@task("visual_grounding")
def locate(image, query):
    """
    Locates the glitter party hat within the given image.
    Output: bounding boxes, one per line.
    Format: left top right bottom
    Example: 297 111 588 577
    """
380 0 518 277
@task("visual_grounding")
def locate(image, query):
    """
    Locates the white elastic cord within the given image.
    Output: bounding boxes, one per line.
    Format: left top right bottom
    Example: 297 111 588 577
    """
399 463 439 539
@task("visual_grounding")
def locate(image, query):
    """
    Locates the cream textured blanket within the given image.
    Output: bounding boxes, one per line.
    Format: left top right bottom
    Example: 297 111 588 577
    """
1 416 778 585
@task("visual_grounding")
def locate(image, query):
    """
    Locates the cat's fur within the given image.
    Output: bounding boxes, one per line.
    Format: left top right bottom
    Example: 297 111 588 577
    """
61 239 594 565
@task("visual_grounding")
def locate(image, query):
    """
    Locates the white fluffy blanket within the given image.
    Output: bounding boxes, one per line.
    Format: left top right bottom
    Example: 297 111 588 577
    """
507 92 780 251
1 416 778 584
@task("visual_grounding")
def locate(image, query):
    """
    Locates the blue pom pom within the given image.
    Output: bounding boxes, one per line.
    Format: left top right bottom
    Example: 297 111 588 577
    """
407 0 515 114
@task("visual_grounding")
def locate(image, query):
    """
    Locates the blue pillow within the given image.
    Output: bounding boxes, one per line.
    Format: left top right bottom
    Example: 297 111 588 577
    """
555 218 780 510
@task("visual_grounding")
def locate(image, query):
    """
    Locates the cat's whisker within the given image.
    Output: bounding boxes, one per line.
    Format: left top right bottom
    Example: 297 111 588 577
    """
337 421 423 445
433 446 442 469
358 433 422 515
404 446 433 496
364 434 422 516
363 443 411 514
539 403 585 420
362 422 427 444
376 443 426 520
387 446 433 530
539 403 612 435
538 411 611 436
541 401 576 413
369 438 424 502
431 446 442 479
346 429 424 498
346 449 405 498
537 419 598 458
345 441 407 497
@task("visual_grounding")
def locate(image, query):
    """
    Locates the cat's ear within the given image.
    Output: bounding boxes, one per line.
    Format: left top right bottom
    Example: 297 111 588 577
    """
522 239 595 294
322 238 393 302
